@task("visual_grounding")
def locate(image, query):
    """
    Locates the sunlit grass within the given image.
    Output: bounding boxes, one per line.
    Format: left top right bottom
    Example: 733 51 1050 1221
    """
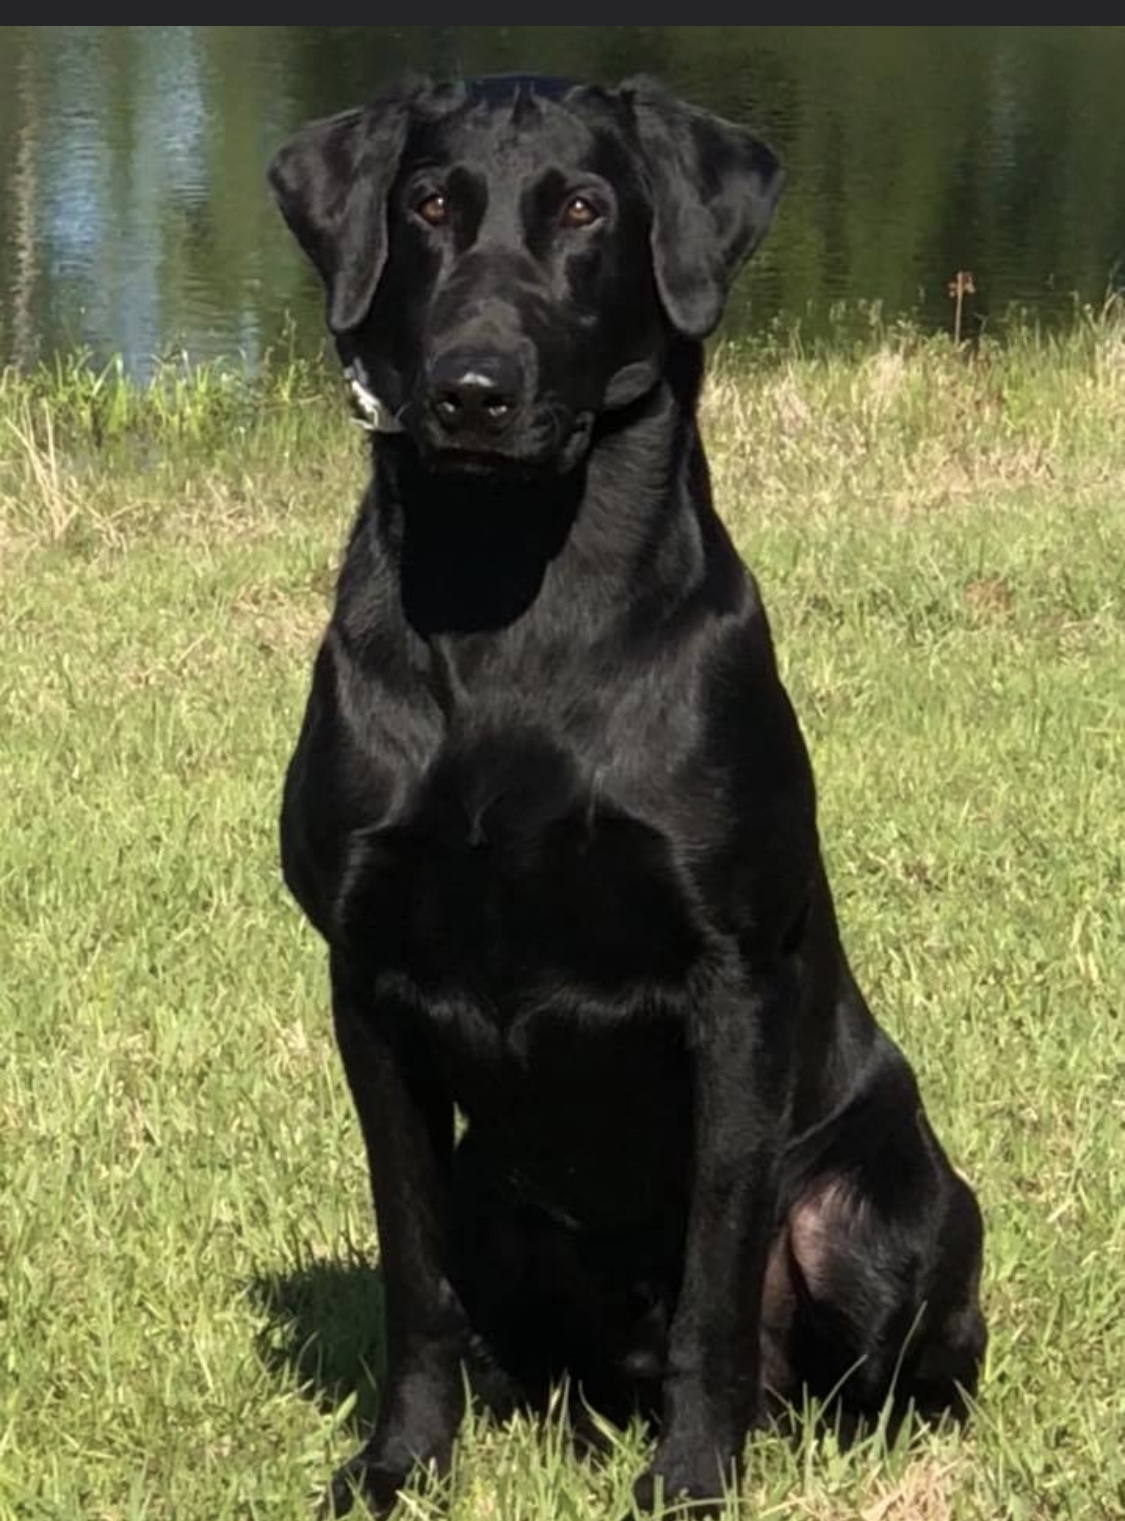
2 310 1124 1518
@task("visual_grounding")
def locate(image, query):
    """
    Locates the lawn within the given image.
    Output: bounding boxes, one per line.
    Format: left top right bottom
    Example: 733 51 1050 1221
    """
2 312 1124 1519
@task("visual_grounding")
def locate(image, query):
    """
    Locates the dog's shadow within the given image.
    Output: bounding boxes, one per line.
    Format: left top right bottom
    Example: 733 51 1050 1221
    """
249 1255 386 1432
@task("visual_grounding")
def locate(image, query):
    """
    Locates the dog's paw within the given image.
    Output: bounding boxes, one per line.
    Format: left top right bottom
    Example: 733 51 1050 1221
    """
628 1449 738 1518
319 1455 411 1519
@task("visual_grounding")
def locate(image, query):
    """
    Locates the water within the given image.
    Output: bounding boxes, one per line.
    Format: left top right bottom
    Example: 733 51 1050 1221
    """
3 26 1124 377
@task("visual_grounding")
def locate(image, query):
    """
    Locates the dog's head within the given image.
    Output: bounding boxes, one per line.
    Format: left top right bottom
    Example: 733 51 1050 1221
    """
270 76 783 476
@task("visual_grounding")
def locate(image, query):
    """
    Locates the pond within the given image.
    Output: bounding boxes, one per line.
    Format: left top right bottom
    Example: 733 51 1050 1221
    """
2 26 1124 376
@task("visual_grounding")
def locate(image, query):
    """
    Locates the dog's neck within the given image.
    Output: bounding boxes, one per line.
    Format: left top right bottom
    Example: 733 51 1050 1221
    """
355 341 717 640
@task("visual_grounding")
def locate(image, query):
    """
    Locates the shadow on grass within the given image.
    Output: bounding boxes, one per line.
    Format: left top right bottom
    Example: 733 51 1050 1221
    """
249 1254 386 1433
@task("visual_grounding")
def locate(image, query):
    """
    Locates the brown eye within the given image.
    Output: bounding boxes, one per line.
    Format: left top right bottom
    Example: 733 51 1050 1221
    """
415 193 448 227
560 195 600 229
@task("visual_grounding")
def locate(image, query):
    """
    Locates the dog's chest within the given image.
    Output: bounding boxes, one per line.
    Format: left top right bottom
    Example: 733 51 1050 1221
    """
342 726 705 1014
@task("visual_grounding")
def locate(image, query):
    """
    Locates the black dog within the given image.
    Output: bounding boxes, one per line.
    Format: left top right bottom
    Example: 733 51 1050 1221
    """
269 75 986 1517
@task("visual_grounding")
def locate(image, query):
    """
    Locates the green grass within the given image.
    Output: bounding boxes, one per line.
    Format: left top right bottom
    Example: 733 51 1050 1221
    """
3 311 1125 1519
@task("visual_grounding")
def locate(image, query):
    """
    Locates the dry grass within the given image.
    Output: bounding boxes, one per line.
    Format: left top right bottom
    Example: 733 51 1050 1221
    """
702 301 1125 523
3 305 1125 555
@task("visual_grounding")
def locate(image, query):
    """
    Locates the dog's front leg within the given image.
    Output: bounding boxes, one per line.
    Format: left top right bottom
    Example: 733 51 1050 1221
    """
634 965 794 1516
326 956 468 1518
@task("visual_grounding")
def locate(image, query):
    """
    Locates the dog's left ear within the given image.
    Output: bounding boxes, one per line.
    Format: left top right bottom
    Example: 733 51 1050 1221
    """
624 80 784 340
268 93 411 335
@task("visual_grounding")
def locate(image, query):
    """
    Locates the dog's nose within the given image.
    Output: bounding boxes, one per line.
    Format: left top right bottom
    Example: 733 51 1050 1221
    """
427 351 524 437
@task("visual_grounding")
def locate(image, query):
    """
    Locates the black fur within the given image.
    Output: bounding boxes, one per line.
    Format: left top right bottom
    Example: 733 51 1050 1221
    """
269 74 986 1517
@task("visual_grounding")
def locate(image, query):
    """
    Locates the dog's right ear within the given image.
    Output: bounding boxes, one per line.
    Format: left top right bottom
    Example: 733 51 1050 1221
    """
268 96 411 335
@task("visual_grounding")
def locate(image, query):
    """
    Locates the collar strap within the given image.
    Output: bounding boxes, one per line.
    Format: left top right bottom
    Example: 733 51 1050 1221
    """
342 356 404 434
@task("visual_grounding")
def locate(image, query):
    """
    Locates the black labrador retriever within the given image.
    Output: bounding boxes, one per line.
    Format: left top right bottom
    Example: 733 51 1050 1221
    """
269 75 986 1517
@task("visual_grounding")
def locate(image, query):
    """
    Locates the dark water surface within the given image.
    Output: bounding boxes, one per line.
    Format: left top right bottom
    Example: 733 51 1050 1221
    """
3 26 1124 377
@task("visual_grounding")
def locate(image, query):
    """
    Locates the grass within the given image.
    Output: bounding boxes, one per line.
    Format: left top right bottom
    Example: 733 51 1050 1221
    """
2 308 1124 1519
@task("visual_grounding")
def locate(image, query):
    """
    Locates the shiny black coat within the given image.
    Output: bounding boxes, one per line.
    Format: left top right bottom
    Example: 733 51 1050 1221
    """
270 75 985 1518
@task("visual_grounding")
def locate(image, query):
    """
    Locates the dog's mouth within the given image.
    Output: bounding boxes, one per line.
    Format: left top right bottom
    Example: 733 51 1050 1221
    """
422 447 546 482
411 409 595 481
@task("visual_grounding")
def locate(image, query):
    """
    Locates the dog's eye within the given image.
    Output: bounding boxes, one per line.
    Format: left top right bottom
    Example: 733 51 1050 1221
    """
415 193 449 227
559 195 601 230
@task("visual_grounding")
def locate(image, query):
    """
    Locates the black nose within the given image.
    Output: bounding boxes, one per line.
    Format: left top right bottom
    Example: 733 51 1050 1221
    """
427 350 524 437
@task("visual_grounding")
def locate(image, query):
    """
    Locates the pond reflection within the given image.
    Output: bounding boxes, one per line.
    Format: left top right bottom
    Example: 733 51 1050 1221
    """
2 27 1124 376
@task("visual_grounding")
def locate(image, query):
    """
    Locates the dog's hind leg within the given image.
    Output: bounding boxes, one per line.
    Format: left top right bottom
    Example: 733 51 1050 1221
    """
770 1067 986 1432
